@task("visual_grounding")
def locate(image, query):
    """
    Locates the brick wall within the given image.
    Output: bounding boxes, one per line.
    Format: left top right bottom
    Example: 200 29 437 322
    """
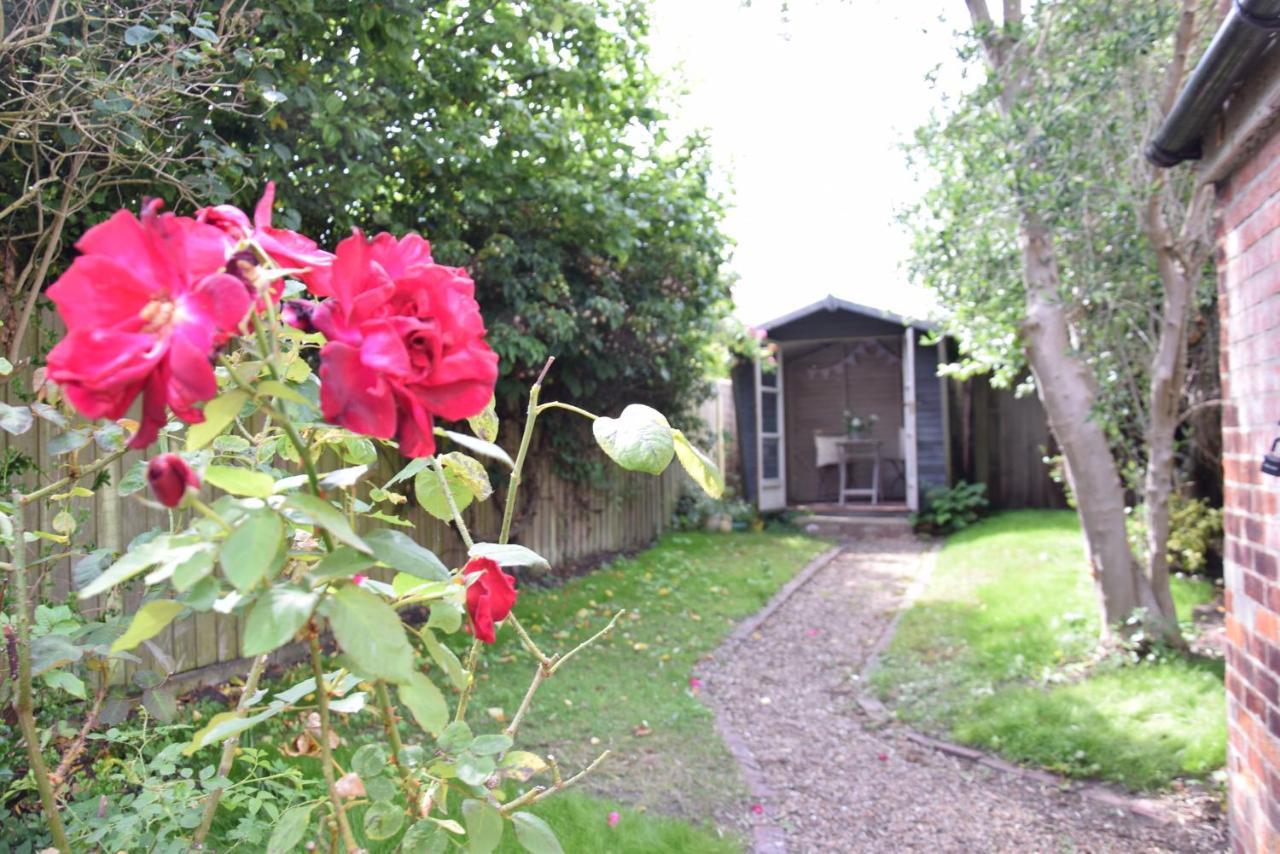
1217 123 1280 853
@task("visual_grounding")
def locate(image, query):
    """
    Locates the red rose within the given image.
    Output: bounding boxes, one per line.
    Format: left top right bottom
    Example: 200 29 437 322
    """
147 453 199 508
45 200 252 449
463 557 517 644
196 181 333 296
305 231 498 457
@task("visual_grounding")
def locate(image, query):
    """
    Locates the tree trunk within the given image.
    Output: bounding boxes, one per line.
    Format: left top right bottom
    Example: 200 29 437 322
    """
1017 211 1159 636
1137 191 1206 645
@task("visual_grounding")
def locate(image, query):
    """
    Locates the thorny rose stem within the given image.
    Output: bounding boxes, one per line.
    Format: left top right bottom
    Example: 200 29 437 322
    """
8 494 72 854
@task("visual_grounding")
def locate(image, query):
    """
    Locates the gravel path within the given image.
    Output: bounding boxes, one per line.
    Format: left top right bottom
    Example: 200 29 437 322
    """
699 537 1227 853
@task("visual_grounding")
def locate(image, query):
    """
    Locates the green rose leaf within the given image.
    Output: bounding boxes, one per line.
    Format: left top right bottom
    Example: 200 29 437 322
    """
442 452 493 501
258 379 312 408
420 628 467 691
203 464 275 498
591 404 674 475
364 774 399 803
285 493 372 554
72 549 114 592
671 430 725 499
467 397 499 442
242 587 318 656
428 601 464 634
498 751 548 783
220 509 286 592
437 720 473 754
468 542 549 570
366 528 448 581
469 734 513 756
79 545 157 598
184 704 285 755
311 547 374 580
187 390 249 451
399 671 448 735
172 548 216 592
512 812 565 854
462 799 504 854
111 600 184 653
117 459 149 496
440 429 513 467
267 804 314 854
456 753 495 786
327 585 415 683
351 743 388 779
401 819 449 853
0 402 33 435
364 801 404 841
414 462 474 521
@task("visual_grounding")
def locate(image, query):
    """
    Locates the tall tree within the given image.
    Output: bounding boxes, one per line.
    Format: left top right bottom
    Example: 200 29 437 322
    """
908 0 1217 640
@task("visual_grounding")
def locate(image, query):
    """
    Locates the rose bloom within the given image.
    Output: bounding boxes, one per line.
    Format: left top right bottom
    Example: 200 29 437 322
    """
45 200 252 448
301 230 498 457
463 557 517 644
196 181 333 297
147 453 199 508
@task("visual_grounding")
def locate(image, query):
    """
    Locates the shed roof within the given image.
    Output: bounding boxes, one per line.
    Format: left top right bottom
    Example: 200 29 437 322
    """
758 295 936 335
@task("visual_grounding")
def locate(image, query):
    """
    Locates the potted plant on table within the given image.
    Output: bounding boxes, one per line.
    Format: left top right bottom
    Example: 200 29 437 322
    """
843 410 879 437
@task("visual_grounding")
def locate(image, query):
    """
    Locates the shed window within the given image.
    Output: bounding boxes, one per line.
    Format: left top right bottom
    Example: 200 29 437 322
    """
762 437 780 480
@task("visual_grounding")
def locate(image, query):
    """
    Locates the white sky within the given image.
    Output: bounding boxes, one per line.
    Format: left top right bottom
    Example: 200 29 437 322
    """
647 0 966 326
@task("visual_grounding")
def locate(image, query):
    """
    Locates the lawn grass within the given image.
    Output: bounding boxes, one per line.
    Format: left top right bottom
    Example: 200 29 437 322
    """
871 510 1225 791
209 529 827 851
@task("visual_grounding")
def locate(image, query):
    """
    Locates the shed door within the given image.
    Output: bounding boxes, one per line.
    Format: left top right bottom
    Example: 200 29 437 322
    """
756 352 786 511
903 327 920 511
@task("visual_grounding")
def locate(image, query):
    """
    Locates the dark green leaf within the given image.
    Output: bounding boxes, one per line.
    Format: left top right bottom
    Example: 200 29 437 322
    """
268 804 314 854
327 585 415 683
242 587 318 656
363 801 404 841
366 528 448 581
285 493 371 553
512 812 565 854
398 672 448 735
219 509 285 592
462 799 503 854
124 24 159 45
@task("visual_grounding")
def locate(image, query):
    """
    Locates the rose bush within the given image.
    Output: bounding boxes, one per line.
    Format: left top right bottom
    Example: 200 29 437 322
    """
0 184 723 853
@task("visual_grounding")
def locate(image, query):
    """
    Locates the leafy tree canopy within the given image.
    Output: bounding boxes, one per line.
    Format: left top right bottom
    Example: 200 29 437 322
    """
215 0 733 424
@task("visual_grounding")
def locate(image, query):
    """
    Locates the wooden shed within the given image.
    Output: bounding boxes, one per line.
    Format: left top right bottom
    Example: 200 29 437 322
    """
732 296 947 513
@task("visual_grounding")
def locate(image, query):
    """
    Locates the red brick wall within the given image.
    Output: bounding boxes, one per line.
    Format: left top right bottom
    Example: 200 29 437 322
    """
1218 124 1280 853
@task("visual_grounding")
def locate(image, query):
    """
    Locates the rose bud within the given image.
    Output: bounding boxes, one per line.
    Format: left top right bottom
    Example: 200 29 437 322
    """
147 453 199 507
463 556 518 644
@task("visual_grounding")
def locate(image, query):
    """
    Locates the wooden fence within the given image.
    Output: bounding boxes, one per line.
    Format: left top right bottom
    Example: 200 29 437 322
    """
947 375 1069 510
2 348 685 683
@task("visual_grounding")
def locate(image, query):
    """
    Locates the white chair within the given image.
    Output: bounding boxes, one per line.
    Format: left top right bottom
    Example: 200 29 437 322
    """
837 439 881 506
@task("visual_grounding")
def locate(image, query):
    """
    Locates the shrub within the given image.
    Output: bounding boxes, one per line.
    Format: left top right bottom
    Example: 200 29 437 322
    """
1127 494 1224 576
910 481 989 535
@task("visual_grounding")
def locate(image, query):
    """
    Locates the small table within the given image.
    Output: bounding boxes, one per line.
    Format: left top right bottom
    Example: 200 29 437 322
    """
837 439 881 506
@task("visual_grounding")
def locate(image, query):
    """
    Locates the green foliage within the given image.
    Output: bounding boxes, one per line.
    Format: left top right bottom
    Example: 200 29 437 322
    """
218 0 732 424
874 511 1224 790
904 1 1218 478
212 530 821 850
1127 493 1224 576
909 480 988 535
